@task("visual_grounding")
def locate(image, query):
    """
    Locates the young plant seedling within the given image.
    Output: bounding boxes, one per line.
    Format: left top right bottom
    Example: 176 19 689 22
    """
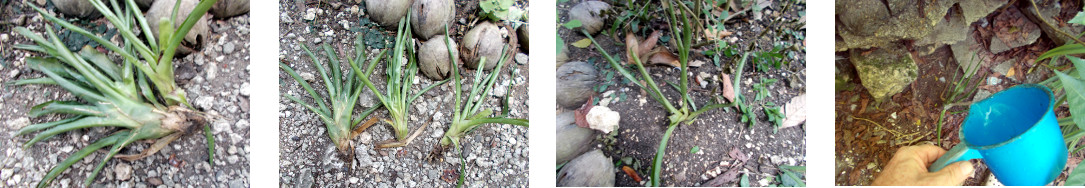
437 28 529 150
583 0 738 186
11 0 217 187
433 26 529 187
280 35 383 159
350 14 448 148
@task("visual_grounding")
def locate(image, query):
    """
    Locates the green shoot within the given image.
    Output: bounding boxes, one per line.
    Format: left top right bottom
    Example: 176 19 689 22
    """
935 52 982 140
764 102 785 134
350 13 449 148
280 34 383 157
12 0 217 187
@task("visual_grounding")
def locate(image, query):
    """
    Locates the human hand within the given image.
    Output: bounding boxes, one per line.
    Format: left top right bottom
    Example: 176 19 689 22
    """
871 145 975 186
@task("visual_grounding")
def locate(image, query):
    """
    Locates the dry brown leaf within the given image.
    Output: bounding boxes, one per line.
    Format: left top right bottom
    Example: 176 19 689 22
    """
720 73 735 102
574 96 595 128
622 166 643 182
625 32 640 64
729 147 749 162
648 50 680 67
639 30 662 56
626 30 676 67
781 93 807 128
704 28 733 41
690 60 706 67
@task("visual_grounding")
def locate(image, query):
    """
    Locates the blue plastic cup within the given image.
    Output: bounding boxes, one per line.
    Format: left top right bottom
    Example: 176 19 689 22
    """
928 84 1067 185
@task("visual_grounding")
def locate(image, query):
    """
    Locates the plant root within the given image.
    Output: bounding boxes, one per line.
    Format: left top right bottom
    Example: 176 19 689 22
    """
115 132 183 161
377 113 435 148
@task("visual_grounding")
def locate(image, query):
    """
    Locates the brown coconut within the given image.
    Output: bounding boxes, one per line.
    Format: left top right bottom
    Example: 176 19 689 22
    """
210 0 249 18
51 0 100 19
410 0 455 39
418 35 458 80
568 1 610 35
365 0 413 27
556 61 597 108
462 22 509 70
146 0 211 54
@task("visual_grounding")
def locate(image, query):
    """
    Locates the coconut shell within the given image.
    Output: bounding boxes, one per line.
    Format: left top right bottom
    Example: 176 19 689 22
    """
518 25 529 53
410 0 455 39
418 35 458 80
51 0 100 19
568 1 610 35
557 112 595 165
556 61 597 108
210 0 249 18
365 0 413 27
557 150 615 187
462 22 507 70
146 0 211 54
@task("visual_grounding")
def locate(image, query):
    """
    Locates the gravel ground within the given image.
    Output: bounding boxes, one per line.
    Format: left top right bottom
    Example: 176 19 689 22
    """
0 2 251 187
278 1 530 187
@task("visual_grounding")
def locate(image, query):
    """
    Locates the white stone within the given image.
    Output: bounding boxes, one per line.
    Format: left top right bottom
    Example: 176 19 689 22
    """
586 106 620 133
115 163 132 181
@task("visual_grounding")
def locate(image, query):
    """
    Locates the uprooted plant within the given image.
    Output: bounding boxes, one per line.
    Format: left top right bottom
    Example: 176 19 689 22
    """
11 0 217 187
583 0 736 186
433 26 529 187
350 13 448 148
438 27 529 150
279 36 383 159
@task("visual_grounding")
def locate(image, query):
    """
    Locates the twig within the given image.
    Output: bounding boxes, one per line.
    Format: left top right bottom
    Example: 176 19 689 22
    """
1029 0 1085 46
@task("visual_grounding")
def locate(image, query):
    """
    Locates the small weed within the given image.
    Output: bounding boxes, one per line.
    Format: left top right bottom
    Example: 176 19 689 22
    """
752 78 778 101
479 0 525 23
752 45 787 72
764 102 784 133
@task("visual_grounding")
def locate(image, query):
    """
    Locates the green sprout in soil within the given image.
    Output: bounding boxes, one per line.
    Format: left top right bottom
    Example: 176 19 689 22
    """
764 101 785 134
584 0 738 186
350 14 448 148
752 78 778 101
11 0 217 187
438 28 528 150
935 52 981 140
279 35 383 158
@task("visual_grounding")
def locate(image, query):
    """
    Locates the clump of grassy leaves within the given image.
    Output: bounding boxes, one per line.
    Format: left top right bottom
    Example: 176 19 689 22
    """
934 52 981 140
280 35 383 158
12 0 217 187
349 13 448 148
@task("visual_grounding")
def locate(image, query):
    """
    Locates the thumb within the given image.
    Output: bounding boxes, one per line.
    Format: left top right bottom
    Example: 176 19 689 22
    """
927 161 975 185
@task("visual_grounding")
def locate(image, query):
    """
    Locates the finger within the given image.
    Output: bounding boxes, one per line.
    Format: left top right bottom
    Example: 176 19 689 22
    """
927 160 975 185
907 144 949 163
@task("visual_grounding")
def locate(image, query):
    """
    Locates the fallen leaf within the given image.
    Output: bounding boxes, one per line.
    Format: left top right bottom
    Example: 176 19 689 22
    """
622 166 643 182
704 27 733 41
729 147 749 162
782 93 807 128
625 32 641 63
720 73 735 102
690 60 706 67
1007 67 1016 78
574 96 595 128
625 30 677 67
572 38 592 48
648 50 680 67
